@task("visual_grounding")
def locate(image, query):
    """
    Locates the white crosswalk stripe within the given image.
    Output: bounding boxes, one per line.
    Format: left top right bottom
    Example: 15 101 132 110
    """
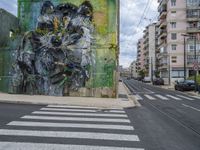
166 95 181 100
190 96 200 99
144 94 156 100
0 129 139 141
21 115 131 123
8 121 134 130
0 105 144 150
32 111 128 118
0 142 145 150
176 95 194 100
41 107 125 114
155 94 169 100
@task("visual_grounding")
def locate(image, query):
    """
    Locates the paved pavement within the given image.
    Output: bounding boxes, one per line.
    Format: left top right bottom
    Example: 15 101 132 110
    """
124 79 200 150
0 103 144 150
0 82 135 109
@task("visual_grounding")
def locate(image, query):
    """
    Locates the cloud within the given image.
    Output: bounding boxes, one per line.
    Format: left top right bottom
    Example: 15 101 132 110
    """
0 0 17 16
120 0 158 68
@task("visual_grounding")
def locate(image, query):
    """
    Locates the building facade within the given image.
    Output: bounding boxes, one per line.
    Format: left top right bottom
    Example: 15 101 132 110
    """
130 61 138 78
158 0 200 84
143 23 157 80
0 9 19 92
136 38 145 72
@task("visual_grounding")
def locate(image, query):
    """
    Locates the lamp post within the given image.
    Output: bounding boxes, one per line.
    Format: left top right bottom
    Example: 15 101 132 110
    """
194 35 197 92
181 34 188 80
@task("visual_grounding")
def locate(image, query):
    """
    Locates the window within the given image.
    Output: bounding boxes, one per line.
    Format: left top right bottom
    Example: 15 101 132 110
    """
172 70 184 78
171 0 176 6
171 56 177 63
170 22 176 28
171 44 177 50
171 33 177 40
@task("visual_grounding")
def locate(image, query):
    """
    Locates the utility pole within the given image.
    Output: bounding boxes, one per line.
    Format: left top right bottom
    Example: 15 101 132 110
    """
181 34 188 80
151 57 153 82
194 35 197 92
184 37 186 80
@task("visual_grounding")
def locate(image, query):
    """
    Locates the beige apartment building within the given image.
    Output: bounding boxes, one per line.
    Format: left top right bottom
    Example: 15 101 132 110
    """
143 23 157 79
158 0 200 84
129 61 138 78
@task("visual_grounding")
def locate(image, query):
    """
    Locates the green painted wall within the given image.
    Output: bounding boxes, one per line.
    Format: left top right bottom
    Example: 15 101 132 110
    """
16 0 119 97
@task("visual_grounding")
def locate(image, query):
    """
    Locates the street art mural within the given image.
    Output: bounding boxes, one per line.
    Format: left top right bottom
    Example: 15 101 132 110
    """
9 0 118 97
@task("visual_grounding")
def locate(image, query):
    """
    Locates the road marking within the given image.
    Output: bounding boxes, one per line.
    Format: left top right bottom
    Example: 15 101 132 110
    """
41 108 125 114
0 142 145 150
182 104 200 112
8 121 134 131
32 111 128 118
47 105 123 110
143 88 154 93
135 94 143 100
176 95 194 100
190 96 200 99
0 129 140 141
21 115 131 123
155 94 168 100
166 95 181 100
144 94 156 100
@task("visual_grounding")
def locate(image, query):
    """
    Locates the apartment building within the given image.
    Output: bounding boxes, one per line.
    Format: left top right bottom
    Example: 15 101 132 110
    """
130 61 138 78
143 23 157 79
136 38 145 73
158 0 200 84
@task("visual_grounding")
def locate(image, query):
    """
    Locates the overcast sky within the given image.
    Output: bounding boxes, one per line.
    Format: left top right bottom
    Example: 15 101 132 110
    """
0 0 158 68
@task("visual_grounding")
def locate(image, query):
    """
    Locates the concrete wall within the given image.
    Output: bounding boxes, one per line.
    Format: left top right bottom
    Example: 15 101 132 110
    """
0 9 19 47
11 0 119 97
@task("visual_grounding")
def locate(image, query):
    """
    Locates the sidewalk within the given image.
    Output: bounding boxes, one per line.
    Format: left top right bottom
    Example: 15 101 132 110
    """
0 83 136 109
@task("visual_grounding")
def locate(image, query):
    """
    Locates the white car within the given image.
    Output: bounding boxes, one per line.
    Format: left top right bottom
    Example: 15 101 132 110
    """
142 77 151 83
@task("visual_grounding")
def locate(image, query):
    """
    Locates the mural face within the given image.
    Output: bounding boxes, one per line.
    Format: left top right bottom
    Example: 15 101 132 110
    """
9 0 118 97
12 1 94 96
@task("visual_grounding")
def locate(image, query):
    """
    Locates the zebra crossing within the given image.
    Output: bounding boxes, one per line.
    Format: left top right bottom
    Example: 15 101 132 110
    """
143 94 199 101
0 105 144 150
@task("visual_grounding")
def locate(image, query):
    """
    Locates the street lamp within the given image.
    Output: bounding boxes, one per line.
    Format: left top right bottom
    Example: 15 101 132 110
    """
181 34 188 80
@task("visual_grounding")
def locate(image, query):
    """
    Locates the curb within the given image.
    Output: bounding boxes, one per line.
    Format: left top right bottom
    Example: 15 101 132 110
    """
122 82 141 107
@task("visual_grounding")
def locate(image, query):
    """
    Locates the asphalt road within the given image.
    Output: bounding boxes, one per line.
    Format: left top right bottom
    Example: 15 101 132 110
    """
0 103 144 150
124 79 200 150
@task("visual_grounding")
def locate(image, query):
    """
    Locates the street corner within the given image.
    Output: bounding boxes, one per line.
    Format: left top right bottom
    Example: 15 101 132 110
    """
118 82 141 108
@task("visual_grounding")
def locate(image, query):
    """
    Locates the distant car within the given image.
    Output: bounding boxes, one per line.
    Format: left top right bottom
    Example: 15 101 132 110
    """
119 78 122 82
153 78 164 85
127 77 131 80
137 77 143 81
142 77 151 83
174 80 195 91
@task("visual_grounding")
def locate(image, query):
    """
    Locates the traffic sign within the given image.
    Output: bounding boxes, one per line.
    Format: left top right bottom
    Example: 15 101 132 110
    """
193 65 199 71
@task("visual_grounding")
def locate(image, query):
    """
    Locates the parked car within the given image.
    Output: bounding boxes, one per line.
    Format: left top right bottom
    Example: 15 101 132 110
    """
142 77 151 83
153 78 164 85
127 77 131 80
174 80 195 91
136 77 143 81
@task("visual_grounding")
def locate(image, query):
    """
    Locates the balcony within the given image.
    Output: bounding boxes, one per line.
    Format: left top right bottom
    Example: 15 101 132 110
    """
187 27 200 33
159 20 167 28
158 29 167 39
187 14 200 21
159 11 167 20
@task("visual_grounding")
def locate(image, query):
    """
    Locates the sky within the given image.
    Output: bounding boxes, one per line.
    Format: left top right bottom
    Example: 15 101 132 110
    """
0 0 158 68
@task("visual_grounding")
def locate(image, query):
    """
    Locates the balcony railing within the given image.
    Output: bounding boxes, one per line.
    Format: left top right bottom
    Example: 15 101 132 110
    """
187 27 200 33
